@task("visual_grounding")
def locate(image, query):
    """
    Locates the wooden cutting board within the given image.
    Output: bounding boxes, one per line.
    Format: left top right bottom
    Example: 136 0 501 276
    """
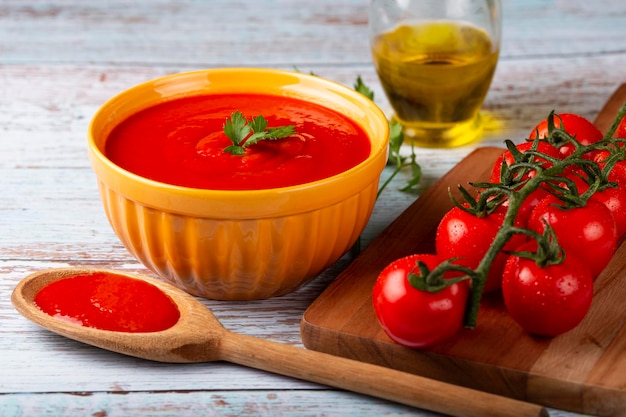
301 84 626 416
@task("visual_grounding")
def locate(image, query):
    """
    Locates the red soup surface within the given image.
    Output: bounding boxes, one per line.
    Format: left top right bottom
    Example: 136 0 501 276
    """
105 93 372 190
34 273 180 332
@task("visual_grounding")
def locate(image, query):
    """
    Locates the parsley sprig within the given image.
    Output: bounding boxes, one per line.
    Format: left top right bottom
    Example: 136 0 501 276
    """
353 76 422 197
223 111 296 155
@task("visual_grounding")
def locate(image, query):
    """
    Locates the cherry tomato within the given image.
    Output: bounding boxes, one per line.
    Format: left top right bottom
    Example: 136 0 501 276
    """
587 144 626 187
558 167 626 239
489 140 561 184
435 205 527 292
501 186 550 229
502 240 594 337
527 194 618 278
592 186 626 239
372 254 469 348
489 140 557 228
529 113 603 157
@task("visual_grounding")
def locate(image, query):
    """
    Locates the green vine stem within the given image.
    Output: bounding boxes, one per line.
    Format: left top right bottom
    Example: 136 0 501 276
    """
459 102 626 328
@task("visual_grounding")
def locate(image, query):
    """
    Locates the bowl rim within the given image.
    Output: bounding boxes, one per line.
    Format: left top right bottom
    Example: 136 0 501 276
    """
87 67 390 218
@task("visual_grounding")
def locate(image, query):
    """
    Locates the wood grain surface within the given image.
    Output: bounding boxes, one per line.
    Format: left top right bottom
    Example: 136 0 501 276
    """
301 85 626 417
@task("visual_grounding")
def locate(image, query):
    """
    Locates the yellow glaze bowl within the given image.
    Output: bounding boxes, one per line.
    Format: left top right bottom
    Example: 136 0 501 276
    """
87 68 389 300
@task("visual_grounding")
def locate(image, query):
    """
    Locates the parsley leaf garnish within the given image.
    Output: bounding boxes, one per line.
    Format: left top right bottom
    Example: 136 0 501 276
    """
353 76 374 101
223 111 296 155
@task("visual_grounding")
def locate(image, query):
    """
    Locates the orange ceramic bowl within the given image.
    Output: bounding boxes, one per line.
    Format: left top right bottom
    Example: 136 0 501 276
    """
87 68 389 300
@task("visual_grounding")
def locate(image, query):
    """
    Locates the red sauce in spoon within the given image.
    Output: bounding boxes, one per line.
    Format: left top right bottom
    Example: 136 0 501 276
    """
34 272 180 332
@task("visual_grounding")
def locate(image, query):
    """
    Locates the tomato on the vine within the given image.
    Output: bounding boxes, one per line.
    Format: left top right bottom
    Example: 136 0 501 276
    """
502 240 594 337
587 142 626 187
558 167 626 239
527 194 618 278
489 140 560 184
489 140 556 228
372 254 469 348
591 186 626 239
529 113 603 157
435 205 527 292
503 186 550 229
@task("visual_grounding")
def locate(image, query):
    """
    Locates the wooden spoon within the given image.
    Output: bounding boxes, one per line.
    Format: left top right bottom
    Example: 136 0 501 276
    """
12 267 547 417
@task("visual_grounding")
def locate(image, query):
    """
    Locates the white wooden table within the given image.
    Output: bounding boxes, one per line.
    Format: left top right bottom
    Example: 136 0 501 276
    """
1 1 625 415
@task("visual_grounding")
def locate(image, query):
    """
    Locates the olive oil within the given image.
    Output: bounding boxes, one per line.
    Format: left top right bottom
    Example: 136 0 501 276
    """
372 21 499 147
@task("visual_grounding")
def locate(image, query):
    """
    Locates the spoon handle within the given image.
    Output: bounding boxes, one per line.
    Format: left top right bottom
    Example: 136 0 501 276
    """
219 332 547 417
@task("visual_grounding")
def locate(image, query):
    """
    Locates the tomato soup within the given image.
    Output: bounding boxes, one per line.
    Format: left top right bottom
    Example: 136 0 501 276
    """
34 273 180 333
105 93 372 190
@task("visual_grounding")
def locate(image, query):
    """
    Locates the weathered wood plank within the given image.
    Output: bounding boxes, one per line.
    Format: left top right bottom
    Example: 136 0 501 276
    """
0 390 430 417
2 53 626 172
0 391 582 417
0 0 624 65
